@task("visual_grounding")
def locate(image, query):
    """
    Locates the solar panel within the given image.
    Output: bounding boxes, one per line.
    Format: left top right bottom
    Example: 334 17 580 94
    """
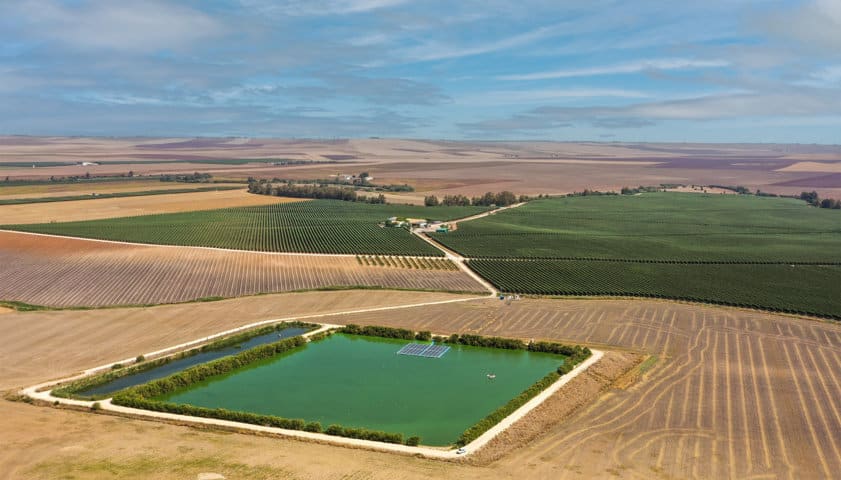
396 343 450 358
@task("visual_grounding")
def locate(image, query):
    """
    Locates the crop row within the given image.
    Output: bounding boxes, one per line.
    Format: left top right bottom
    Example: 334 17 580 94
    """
4 200 487 256
356 255 459 270
468 260 841 319
431 193 841 263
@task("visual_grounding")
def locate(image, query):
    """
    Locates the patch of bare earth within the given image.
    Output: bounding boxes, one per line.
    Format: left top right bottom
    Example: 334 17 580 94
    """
468 351 644 465
0 189 302 224
0 289 478 390
0 181 245 200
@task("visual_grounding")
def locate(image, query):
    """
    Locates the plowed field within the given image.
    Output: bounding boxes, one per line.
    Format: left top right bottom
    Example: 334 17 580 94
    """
0 232 485 307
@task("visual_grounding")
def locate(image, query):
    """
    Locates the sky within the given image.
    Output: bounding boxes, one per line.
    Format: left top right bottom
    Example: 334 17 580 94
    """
1 0 840 142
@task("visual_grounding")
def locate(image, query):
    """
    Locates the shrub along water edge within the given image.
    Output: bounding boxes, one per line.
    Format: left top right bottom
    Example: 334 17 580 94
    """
53 321 318 400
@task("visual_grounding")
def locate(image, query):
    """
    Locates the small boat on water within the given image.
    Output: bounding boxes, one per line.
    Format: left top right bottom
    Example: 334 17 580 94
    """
487 373 496 379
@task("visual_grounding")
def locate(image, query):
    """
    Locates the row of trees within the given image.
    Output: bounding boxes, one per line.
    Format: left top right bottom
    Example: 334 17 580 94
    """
248 180 386 204
424 191 525 207
800 191 841 209
160 172 212 183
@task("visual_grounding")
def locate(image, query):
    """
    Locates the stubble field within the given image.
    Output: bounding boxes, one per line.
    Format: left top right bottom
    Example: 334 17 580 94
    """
0 188 302 224
2 297 839 479
2 138 840 199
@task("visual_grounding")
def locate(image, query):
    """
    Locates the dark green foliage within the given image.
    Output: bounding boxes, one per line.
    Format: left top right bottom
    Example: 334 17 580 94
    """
432 193 841 262
405 436 421 446
471 191 518 207
414 331 432 341
470 260 841 319
304 421 322 433
160 172 212 183
4 200 486 256
340 324 415 340
431 193 840 318
322 425 403 444
447 334 525 350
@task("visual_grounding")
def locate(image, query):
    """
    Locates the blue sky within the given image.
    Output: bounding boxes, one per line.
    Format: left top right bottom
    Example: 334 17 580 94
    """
1 0 840 142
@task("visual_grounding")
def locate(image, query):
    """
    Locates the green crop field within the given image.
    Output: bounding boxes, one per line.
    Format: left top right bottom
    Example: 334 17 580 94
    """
432 193 841 317
3 200 486 256
432 193 841 262
470 260 841 318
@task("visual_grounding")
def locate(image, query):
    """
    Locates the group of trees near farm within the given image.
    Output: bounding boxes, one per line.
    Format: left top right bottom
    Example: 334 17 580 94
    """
424 191 525 207
248 180 387 204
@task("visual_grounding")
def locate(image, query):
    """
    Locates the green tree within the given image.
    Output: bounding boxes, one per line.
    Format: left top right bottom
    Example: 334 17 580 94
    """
424 195 439 206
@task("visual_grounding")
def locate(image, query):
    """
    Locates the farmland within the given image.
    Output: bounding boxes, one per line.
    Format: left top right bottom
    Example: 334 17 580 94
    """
432 193 841 262
469 260 841 318
0 188 302 224
0 179 245 200
428 193 841 316
3 200 486 256
3 297 840 479
0 231 486 307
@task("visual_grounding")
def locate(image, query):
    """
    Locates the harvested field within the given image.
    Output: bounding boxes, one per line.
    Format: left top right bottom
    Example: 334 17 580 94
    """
0 181 244 200
0 289 477 390
776 161 841 173
330 298 841 479
0 189 302 224
3 137 841 199
0 232 486 307
3 298 840 479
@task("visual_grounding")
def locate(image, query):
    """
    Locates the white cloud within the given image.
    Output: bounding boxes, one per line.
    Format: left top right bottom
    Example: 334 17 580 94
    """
399 24 562 62
457 88 649 106
14 0 224 53
499 58 730 81
239 0 408 16
761 0 841 52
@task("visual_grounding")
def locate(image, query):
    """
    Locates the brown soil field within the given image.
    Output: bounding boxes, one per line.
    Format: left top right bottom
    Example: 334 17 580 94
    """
2 137 840 199
0 289 477 390
0 189 302 224
0 232 486 307
3 297 840 479
777 161 841 173
0 181 245 200
332 298 841 479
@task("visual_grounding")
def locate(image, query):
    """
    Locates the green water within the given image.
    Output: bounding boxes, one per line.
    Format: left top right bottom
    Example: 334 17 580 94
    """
159 334 565 445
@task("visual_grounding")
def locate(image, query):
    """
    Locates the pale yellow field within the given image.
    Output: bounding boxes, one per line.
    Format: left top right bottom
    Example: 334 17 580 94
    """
0 189 303 224
776 161 841 173
0 181 244 200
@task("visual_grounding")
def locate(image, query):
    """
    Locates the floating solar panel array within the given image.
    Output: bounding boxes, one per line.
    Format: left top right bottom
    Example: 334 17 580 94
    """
396 343 450 358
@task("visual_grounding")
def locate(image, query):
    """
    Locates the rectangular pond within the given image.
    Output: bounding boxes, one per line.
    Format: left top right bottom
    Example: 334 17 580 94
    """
157 333 566 446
